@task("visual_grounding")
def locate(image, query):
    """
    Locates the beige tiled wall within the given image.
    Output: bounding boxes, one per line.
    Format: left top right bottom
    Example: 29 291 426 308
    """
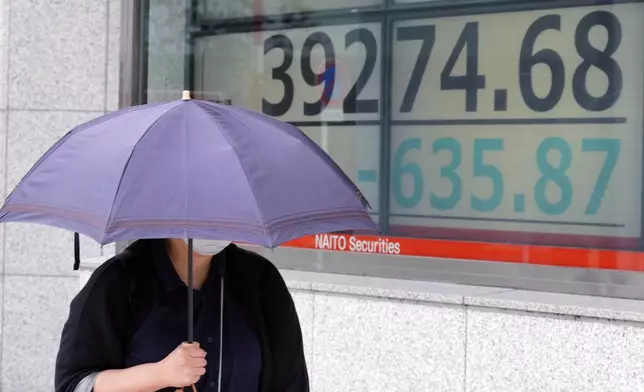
0 0 119 389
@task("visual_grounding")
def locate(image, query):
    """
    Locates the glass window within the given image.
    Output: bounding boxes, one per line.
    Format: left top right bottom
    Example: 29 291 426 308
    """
138 0 644 299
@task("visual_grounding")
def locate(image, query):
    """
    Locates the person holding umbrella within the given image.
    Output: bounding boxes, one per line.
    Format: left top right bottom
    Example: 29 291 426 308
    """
0 92 378 391
55 237 308 392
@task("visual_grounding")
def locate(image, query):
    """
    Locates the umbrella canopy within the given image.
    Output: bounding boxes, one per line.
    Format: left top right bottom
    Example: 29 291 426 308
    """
0 92 379 365
0 93 378 247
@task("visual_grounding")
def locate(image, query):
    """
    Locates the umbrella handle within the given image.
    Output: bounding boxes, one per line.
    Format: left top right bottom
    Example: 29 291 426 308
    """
178 342 199 392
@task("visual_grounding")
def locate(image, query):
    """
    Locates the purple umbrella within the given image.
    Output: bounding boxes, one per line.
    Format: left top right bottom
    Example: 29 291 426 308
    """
0 91 378 342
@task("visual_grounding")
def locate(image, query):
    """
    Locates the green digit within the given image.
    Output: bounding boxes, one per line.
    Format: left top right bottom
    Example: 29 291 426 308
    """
430 137 462 210
472 138 504 212
534 137 572 215
392 138 424 208
583 138 620 215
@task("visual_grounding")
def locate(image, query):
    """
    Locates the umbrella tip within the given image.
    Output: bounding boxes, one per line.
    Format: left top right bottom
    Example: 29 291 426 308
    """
182 90 191 101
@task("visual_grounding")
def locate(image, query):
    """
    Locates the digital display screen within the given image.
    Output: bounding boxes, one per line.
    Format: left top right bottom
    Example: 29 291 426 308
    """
194 2 644 249
389 5 644 248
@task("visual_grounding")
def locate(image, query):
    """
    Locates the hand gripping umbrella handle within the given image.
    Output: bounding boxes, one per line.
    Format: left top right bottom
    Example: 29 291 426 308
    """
183 241 224 392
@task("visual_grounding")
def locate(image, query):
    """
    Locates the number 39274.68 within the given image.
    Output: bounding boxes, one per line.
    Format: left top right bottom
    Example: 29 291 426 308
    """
261 10 624 117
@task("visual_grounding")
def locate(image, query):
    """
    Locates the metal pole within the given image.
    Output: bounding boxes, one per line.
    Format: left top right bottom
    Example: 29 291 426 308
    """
187 238 194 342
187 241 199 392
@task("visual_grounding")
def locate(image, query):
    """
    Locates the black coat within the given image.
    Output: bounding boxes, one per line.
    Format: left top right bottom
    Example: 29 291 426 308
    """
55 239 310 392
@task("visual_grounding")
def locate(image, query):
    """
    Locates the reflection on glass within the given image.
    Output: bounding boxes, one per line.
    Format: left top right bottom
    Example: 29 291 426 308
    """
146 0 187 103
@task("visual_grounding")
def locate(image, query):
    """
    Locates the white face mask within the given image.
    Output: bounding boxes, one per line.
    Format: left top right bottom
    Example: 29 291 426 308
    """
183 239 231 256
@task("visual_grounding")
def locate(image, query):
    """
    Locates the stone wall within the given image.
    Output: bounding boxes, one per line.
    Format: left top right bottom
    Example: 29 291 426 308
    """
0 0 119 389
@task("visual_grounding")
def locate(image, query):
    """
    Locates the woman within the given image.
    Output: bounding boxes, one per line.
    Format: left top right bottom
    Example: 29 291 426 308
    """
54 238 309 392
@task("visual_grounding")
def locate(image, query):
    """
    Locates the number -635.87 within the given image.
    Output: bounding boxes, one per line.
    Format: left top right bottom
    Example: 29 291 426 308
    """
392 137 620 216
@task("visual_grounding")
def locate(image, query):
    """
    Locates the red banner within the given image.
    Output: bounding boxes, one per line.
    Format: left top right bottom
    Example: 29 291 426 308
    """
282 234 644 273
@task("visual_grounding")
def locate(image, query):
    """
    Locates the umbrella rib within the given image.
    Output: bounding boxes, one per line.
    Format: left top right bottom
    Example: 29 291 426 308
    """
102 102 183 238
194 101 271 242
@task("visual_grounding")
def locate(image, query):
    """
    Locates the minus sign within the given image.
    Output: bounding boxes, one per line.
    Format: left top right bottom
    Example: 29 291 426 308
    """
358 170 377 182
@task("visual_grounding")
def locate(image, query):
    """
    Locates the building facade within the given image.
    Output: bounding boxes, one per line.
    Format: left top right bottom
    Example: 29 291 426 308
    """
2 0 644 390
